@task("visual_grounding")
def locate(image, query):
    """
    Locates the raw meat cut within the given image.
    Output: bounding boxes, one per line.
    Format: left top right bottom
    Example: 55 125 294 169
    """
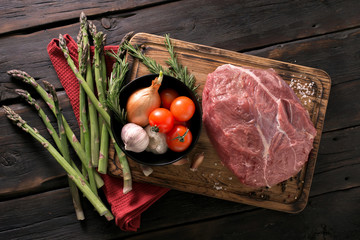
202 64 317 187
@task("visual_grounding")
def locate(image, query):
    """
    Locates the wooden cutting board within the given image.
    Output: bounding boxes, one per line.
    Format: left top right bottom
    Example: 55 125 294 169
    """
108 32 331 213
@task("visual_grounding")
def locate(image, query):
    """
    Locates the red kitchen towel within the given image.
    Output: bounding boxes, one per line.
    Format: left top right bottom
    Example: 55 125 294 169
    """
47 34 169 231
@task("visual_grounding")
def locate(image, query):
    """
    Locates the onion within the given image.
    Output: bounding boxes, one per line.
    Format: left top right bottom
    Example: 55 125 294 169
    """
126 72 163 126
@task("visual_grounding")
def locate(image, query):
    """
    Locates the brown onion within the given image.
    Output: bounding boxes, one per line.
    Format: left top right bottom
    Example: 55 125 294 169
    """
126 72 163 126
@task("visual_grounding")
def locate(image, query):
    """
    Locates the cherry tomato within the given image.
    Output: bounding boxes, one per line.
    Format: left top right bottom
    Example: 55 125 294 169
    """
170 96 195 122
166 125 193 152
149 108 174 133
160 89 179 109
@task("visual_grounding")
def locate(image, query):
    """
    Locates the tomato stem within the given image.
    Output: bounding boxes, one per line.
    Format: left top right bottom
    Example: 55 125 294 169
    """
172 129 189 142
150 125 160 133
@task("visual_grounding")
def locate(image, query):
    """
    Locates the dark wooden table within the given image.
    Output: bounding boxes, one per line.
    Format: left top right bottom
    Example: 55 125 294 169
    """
1 1 359 239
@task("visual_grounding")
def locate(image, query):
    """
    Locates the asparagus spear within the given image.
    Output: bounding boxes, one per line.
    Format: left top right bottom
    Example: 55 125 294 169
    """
92 29 109 174
58 35 110 128
7 70 104 189
77 13 98 192
15 89 87 178
77 15 88 177
43 82 85 220
99 34 110 174
77 29 88 180
15 89 61 150
100 34 108 98
44 81 98 196
77 23 86 145
58 34 132 193
3 106 113 220
83 18 100 168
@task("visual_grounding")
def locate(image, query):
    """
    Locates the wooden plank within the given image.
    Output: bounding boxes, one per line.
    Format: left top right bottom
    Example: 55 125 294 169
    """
0 188 130 239
2 1 360 103
0 91 79 199
311 161 360 196
1 183 358 239
317 126 360 172
320 80 360 132
108 33 331 213
0 0 167 35
0 188 254 239
128 188 360 239
249 27 360 87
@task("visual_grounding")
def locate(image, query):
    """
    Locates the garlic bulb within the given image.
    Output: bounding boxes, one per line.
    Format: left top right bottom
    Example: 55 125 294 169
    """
121 123 149 153
145 125 168 154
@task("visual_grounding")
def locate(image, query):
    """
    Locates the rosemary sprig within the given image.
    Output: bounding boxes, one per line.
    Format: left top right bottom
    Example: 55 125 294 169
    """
106 51 128 124
123 34 199 99
106 31 134 124
164 34 199 99
123 42 169 75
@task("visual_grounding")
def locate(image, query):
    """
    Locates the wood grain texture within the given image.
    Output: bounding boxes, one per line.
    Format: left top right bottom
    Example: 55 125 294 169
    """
0 0 167 35
108 33 331 213
0 91 79 200
1 0 360 103
130 188 360 240
1 185 358 239
0 0 359 238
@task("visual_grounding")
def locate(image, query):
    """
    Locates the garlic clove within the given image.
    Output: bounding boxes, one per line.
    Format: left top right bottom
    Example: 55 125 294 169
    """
190 152 204 171
172 157 189 166
140 164 153 176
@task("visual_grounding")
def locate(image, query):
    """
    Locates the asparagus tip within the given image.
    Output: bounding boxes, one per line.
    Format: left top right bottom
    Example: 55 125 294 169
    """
3 105 11 114
88 21 97 37
59 34 66 48
7 69 30 78
43 80 58 103
80 11 87 21
77 30 83 45
15 88 28 97
3 105 26 126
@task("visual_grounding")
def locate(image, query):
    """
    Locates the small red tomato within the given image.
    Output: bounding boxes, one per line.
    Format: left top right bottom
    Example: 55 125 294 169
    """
170 96 195 122
160 88 179 109
166 125 193 152
149 108 174 133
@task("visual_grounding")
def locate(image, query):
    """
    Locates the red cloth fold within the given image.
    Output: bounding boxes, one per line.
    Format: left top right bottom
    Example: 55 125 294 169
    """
47 34 169 232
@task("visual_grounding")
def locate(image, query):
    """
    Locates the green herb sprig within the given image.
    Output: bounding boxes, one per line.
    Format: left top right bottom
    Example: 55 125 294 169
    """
164 34 199 99
123 34 199 100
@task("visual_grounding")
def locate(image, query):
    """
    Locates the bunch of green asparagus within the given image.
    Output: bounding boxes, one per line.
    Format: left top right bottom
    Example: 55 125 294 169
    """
4 12 133 221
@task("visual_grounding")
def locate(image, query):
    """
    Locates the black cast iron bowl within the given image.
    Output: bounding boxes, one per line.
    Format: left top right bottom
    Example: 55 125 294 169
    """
111 74 202 166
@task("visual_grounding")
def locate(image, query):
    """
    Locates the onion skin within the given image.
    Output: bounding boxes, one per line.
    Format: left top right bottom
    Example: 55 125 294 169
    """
126 74 163 126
